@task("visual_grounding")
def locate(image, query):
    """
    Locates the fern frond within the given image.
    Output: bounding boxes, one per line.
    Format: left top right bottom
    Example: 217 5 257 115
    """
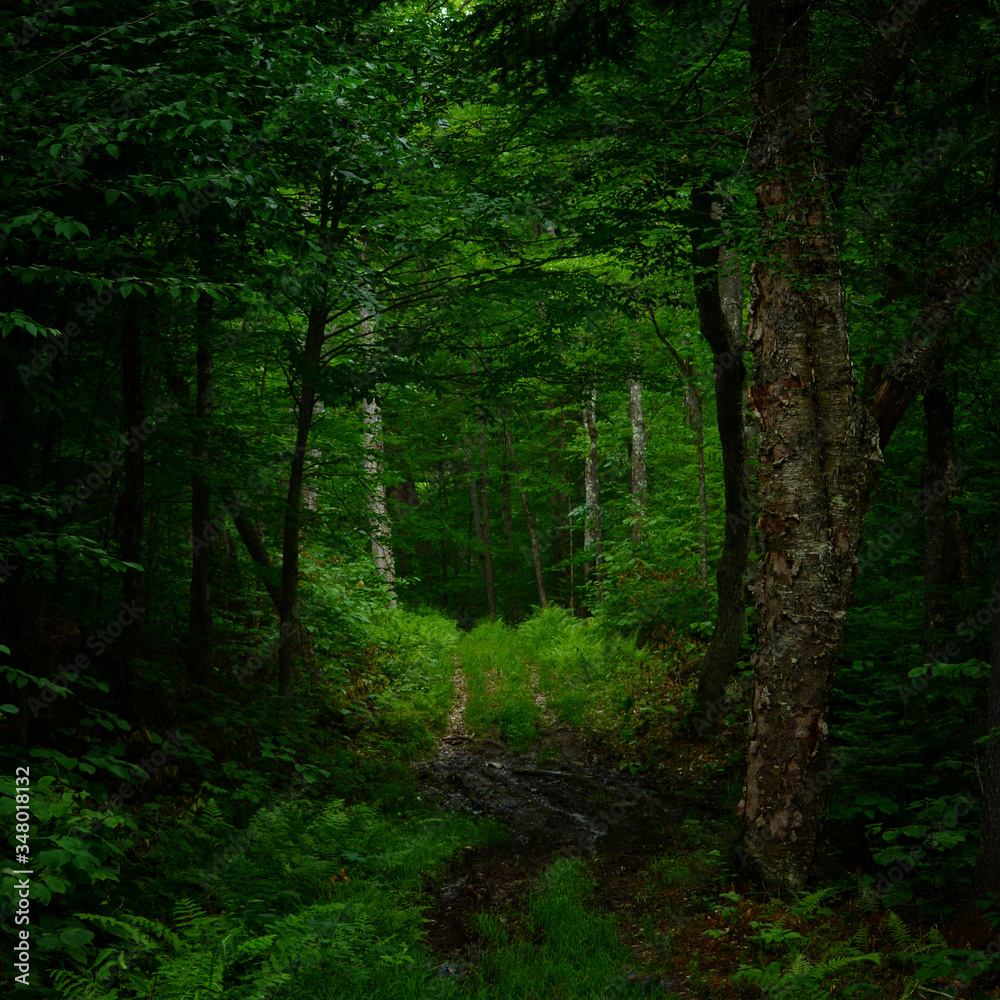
850 922 870 950
885 910 915 951
790 886 837 916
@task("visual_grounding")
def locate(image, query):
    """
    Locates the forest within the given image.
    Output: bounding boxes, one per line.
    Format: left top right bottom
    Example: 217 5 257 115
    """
2 0 1000 996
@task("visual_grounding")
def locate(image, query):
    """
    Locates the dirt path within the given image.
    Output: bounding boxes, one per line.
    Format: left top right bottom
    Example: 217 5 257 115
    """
414 666 701 971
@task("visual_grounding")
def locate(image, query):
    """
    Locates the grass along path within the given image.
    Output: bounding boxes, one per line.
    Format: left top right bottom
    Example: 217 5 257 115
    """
413 611 999 1000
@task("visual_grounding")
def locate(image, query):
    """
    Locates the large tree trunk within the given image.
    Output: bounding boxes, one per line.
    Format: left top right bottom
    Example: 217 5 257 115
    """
276 303 324 697
582 387 603 601
973 494 1000 897
739 0 884 892
119 313 144 706
738 0 994 892
627 374 648 544
921 371 972 641
503 416 548 609
189 292 214 683
690 188 750 729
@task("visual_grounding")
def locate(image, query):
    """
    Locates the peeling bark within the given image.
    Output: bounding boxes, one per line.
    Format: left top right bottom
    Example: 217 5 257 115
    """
741 0 884 892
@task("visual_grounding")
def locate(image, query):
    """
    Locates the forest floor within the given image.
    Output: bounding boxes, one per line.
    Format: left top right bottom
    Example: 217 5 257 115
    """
401 640 1000 1000
413 666 733 993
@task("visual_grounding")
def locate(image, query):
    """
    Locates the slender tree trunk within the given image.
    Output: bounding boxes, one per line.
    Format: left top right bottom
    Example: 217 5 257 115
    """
500 447 517 619
478 424 496 616
689 383 709 587
119 313 144 705
690 188 751 728
189 292 214 682
468 359 496 615
922 371 972 642
360 307 396 602
465 442 483 544
229 506 313 665
581 388 603 601
548 400 571 606
277 303 324 697
973 494 1000 897
627 375 648 544
648 312 710 587
503 416 548 609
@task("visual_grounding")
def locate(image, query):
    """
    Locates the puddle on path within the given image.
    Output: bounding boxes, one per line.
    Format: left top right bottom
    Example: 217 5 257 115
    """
414 667 701 965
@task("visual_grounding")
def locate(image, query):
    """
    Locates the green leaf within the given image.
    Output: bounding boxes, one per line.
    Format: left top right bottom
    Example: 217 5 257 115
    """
60 927 95 948
41 872 70 894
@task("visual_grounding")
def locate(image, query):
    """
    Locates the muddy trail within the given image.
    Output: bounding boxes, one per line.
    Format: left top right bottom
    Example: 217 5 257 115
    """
414 667 718 985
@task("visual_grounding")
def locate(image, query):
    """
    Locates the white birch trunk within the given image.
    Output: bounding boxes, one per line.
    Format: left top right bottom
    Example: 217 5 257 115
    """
627 376 647 543
582 388 603 600
360 307 395 603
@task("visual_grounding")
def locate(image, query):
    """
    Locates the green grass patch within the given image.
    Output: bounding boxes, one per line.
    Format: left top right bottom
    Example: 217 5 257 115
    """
458 620 540 751
467 858 628 1000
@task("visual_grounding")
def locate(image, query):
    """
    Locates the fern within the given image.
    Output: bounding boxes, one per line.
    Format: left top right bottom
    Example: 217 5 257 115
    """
850 922 870 951
790 886 838 918
78 910 182 953
51 967 121 1000
884 909 917 952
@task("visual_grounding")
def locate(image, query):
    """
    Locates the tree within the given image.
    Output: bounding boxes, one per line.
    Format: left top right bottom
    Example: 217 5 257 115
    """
581 387 603 600
739 0 995 890
974 494 1000 897
690 189 750 728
